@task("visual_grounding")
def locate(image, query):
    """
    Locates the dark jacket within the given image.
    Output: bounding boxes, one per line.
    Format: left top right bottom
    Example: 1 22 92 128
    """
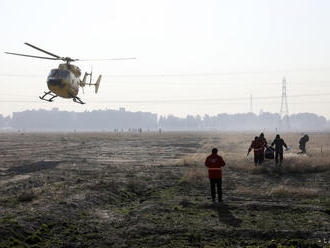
299 135 309 145
271 138 287 153
259 137 267 148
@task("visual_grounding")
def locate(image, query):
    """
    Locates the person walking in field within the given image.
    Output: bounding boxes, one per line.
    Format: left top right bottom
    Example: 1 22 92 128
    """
298 134 309 154
205 148 226 203
271 134 288 166
248 136 264 166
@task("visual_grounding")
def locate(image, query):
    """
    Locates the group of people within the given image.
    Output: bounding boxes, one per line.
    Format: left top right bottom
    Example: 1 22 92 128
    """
204 133 310 203
248 133 289 166
248 133 310 166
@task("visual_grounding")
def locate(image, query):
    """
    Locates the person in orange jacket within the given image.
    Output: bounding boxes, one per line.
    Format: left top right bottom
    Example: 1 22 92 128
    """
205 148 226 203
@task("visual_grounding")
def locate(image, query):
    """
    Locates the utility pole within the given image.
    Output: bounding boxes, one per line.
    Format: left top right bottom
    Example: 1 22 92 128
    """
249 94 253 113
280 77 290 130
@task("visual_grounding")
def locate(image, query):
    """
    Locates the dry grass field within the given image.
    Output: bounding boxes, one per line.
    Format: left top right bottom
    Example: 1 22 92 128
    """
0 132 329 248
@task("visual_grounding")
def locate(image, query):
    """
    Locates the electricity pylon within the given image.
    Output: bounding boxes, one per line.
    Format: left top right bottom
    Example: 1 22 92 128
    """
280 77 290 130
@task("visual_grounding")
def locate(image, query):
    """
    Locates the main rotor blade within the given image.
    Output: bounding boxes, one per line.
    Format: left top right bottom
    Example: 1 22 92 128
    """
5 52 59 60
24 42 61 59
78 57 136 61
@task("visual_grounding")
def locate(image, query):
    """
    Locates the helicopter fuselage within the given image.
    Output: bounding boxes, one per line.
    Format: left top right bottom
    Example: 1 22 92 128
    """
47 64 80 98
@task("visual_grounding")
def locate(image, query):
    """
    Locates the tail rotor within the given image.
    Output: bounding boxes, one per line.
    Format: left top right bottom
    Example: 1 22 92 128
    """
95 75 101 93
80 69 101 94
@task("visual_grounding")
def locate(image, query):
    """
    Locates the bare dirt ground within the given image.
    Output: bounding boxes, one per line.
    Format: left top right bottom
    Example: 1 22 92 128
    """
0 132 329 248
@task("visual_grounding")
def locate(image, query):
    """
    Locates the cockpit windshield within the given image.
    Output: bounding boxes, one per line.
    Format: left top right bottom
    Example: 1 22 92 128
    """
48 69 70 79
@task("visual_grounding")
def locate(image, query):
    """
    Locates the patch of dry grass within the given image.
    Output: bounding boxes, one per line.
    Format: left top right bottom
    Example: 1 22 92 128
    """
177 153 207 167
226 151 330 175
234 186 265 196
221 152 269 174
283 153 330 174
180 166 208 184
267 185 320 198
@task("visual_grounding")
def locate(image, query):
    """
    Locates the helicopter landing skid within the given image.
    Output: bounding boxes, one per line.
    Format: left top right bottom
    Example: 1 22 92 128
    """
39 91 57 102
73 96 85 104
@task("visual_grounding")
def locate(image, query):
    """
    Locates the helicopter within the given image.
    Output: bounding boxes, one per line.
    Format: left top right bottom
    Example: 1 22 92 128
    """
5 43 135 104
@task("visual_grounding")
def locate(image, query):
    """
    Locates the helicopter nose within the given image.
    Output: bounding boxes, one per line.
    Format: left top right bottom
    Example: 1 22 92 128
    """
47 78 65 88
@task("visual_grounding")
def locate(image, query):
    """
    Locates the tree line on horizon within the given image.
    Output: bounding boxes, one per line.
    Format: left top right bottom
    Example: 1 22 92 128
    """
0 108 329 132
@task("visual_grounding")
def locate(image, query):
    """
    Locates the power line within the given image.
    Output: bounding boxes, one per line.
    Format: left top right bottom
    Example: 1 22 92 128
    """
1 66 330 78
0 92 330 104
0 74 43 77
2 73 330 91
102 67 330 77
95 93 330 103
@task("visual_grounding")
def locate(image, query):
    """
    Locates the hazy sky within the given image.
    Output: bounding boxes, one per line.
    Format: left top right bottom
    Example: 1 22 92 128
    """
1 0 330 118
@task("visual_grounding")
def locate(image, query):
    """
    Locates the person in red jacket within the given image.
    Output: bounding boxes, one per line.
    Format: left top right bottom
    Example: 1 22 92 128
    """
205 148 226 203
248 136 264 166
